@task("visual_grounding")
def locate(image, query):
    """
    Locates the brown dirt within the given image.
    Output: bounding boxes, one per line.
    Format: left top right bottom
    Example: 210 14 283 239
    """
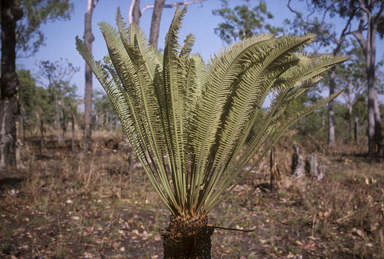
1 134 383 259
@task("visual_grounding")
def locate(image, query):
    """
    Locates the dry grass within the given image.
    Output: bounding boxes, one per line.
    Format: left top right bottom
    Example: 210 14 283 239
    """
0 130 383 258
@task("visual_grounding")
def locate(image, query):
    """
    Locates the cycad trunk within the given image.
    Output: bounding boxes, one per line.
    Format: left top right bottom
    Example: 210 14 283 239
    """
161 215 214 258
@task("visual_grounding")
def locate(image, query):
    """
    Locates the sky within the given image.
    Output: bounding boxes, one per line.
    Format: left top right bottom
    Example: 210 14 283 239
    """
16 0 384 103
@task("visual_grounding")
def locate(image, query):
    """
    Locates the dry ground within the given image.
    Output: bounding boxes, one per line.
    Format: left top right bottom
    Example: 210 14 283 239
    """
0 132 384 259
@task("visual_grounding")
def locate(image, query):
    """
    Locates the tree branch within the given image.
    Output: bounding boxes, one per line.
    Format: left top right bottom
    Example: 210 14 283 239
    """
358 0 371 23
287 0 337 43
352 29 367 57
321 5 332 25
140 0 205 15
287 0 355 47
372 0 384 35
141 4 154 14
129 0 136 24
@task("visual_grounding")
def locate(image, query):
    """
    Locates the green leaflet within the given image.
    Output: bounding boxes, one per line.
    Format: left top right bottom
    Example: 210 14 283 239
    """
76 6 350 217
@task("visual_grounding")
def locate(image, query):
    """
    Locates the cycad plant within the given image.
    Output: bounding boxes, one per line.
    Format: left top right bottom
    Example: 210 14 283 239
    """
76 6 348 258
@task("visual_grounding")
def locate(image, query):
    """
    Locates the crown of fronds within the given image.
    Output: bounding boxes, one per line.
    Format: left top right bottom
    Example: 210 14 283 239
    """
76 7 349 218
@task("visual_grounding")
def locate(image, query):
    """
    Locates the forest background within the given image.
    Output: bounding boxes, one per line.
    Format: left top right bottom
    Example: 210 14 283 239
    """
8 0 384 155
1 0 384 258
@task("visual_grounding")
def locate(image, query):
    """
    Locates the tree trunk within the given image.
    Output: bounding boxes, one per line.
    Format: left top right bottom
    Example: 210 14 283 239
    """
349 113 353 138
83 0 96 151
20 106 25 142
72 112 75 153
149 0 166 49
270 147 277 193
63 116 66 139
367 65 376 155
0 0 23 169
354 114 359 145
55 98 61 146
40 119 44 154
304 154 323 181
109 113 113 131
95 113 99 130
374 88 383 154
291 145 304 177
328 67 336 147
161 215 214 258
352 2 384 155
347 82 353 137
61 94 66 140
121 131 134 183
133 0 141 25
129 146 134 183
106 112 109 131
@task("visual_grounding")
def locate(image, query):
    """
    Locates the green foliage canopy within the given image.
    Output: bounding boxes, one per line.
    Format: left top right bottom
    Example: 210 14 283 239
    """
213 0 283 44
18 69 56 132
0 0 74 57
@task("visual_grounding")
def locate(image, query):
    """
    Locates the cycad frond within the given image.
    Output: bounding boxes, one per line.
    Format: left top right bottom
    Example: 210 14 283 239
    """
76 6 349 218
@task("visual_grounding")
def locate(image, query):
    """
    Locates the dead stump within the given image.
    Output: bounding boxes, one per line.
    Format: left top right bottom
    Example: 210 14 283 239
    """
304 154 323 180
291 145 323 181
291 145 305 177
270 147 291 192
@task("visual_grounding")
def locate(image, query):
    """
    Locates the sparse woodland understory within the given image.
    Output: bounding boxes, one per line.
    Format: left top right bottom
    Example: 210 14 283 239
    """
0 129 383 258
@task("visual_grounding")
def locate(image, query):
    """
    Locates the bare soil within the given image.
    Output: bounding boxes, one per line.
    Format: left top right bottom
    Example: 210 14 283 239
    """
1 134 383 259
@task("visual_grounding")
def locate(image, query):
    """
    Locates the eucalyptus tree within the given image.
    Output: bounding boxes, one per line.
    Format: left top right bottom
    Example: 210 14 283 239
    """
76 6 348 257
37 59 79 146
288 0 384 154
335 40 372 137
1 0 23 169
18 69 46 141
350 0 384 154
213 0 283 44
0 0 73 169
16 69 56 153
287 0 358 148
353 95 368 143
128 0 205 48
83 0 99 152
93 90 117 131
11 0 74 58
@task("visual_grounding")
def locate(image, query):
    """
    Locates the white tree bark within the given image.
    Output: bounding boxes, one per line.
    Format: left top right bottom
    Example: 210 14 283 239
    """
352 0 384 155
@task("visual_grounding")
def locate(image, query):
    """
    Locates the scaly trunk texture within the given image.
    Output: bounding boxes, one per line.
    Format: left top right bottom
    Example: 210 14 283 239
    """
161 215 214 258
83 0 95 151
149 0 166 49
0 0 23 169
